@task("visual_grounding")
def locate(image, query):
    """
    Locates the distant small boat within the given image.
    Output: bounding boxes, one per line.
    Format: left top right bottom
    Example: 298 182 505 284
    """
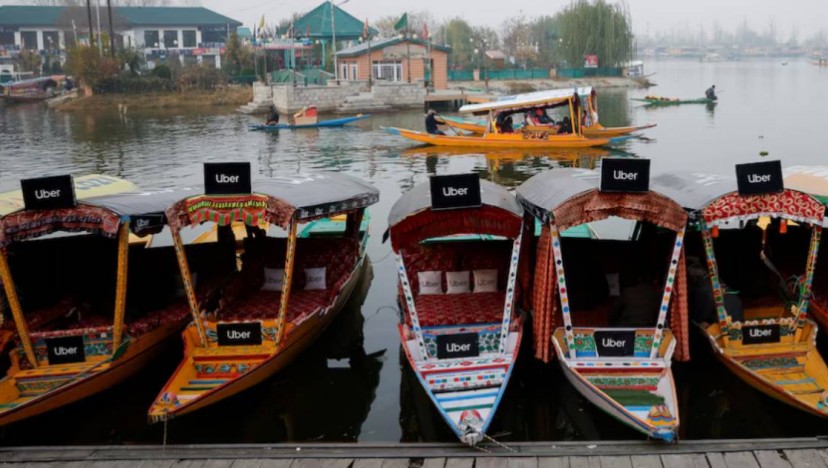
632 96 715 107
782 61 789 66
0 75 65 103
248 114 369 131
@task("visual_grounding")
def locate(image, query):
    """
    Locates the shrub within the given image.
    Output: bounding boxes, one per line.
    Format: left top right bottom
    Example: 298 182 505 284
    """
150 64 172 79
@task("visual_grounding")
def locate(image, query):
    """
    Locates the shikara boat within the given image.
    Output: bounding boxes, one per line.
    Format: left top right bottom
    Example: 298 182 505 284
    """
657 163 828 417
0 75 65 103
435 88 655 138
0 176 191 425
148 168 379 422
632 96 715 107
388 175 528 445
386 89 620 149
517 165 690 441
248 114 369 131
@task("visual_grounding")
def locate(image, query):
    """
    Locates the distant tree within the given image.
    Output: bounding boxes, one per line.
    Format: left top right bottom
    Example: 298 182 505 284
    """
556 0 634 68
222 32 253 76
502 15 538 68
118 47 144 75
529 15 560 66
373 16 398 38
443 18 475 69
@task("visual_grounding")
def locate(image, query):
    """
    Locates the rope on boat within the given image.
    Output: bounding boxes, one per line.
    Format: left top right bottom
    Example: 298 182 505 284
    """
162 415 168 449
481 432 518 453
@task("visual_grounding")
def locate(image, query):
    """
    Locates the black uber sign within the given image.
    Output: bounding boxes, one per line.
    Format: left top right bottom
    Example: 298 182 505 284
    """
130 213 166 236
436 332 479 359
736 160 784 196
742 323 781 345
594 330 636 357
430 174 482 211
21 175 77 210
217 322 262 346
204 162 252 195
45 335 86 365
599 158 650 193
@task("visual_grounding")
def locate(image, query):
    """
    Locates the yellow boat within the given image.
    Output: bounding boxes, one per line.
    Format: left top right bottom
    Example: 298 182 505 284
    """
657 168 828 417
0 177 191 425
436 116 655 138
387 89 625 149
148 170 379 422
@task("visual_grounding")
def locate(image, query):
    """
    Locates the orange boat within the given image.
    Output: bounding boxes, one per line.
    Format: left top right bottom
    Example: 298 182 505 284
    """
0 176 191 425
148 167 379 422
386 89 628 149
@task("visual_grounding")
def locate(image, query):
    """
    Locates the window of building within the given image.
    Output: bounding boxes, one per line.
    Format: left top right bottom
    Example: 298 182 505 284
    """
144 30 159 48
182 30 196 48
200 29 226 45
372 60 402 81
0 32 14 46
20 31 38 50
164 30 178 48
42 31 59 51
350 63 358 80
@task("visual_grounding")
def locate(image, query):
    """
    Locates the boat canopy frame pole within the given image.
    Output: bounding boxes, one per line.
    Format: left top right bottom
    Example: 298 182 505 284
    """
396 253 429 360
171 226 207 346
0 248 36 367
497 223 523 354
548 223 577 359
794 224 822 339
275 216 298 347
111 222 130 353
700 222 732 346
649 228 685 359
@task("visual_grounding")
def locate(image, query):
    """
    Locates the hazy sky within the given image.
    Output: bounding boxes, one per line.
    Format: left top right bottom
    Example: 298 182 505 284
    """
193 0 824 40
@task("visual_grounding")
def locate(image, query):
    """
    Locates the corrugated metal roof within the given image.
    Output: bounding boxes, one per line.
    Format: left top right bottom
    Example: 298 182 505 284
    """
336 37 450 57
0 6 241 28
293 1 367 40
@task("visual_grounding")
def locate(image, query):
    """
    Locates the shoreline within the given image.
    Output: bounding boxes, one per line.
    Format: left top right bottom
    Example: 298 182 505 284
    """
448 76 652 94
53 87 253 112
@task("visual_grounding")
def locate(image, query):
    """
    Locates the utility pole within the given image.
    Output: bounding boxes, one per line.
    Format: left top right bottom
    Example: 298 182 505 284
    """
330 0 338 82
85 0 94 49
95 0 102 54
107 0 115 57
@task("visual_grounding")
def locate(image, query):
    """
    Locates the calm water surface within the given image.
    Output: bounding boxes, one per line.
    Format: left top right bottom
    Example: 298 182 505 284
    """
1 59 828 445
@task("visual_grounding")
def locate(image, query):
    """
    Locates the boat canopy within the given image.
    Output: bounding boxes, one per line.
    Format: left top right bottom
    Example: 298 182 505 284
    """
516 168 687 231
0 188 193 248
166 173 379 232
653 172 825 227
784 165 828 205
388 178 523 250
459 88 591 116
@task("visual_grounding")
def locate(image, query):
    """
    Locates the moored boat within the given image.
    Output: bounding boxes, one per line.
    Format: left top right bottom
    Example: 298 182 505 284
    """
386 89 618 149
0 75 65 103
148 165 379 422
657 162 828 417
388 175 528 445
632 96 715 107
0 176 191 425
517 163 690 441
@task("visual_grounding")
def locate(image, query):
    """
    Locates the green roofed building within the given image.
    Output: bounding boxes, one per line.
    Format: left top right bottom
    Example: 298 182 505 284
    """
293 1 373 41
0 5 241 69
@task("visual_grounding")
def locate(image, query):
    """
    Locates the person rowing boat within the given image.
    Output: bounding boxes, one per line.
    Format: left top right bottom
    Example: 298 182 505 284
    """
265 105 280 125
705 85 717 101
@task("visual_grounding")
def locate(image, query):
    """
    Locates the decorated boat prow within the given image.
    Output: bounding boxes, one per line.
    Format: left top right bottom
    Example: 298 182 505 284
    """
517 163 690 441
0 176 191 425
388 175 528 445
656 162 828 417
148 165 379 422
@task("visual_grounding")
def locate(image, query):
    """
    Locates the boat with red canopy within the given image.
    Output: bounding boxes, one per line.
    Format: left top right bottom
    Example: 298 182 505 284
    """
388 175 528 445
148 164 379 422
517 163 690 441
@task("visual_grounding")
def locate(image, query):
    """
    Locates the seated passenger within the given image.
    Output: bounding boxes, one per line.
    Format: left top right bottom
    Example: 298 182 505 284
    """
557 116 573 134
497 115 514 133
535 108 553 124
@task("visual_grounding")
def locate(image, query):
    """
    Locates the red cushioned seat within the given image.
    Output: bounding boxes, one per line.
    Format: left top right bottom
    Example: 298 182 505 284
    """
220 290 330 323
409 292 507 327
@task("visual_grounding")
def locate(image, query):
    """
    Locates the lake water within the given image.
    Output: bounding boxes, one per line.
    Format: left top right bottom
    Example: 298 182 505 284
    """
1 59 827 445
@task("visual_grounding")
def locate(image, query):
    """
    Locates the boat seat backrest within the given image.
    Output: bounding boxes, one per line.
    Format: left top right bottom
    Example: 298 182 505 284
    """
401 244 456 293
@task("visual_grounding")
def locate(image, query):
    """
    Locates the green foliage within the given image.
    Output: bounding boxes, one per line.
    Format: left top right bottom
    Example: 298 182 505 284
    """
177 64 227 90
15 49 42 74
150 64 172 79
222 32 253 76
556 0 634 68
65 45 121 90
444 18 475 69
118 47 145 75
529 15 561 66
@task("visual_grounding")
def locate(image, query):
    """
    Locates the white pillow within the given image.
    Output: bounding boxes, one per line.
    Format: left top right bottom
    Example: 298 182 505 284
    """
417 271 443 295
446 271 471 294
305 267 326 290
473 269 498 293
262 268 285 291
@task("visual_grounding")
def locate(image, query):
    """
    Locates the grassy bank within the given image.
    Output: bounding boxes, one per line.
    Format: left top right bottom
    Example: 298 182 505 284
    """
55 87 252 112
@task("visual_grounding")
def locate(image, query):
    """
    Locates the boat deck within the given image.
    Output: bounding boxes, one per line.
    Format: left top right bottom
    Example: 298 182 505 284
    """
3 439 828 467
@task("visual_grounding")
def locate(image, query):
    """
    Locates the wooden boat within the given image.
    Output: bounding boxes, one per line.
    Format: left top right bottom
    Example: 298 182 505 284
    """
657 165 828 417
436 87 655 138
0 75 65 103
388 176 528 445
248 114 370 131
632 96 715 107
387 89 618 149
148 169 379 422
517 166 691 441
0 177 191 425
